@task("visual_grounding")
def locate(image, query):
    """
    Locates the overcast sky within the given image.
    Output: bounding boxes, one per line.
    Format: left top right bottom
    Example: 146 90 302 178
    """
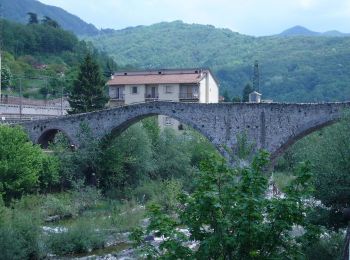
38 0 350 36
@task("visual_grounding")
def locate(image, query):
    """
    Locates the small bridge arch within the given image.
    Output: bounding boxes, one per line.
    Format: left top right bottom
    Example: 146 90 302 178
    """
37 128 75 149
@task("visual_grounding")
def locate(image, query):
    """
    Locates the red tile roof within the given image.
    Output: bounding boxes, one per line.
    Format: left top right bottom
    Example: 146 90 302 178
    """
107 72 206 85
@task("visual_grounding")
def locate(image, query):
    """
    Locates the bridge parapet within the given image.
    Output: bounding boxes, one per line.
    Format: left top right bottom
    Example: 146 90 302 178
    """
17 101 350 160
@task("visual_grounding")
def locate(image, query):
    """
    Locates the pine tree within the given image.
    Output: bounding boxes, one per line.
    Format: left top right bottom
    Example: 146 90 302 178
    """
242 83 253 102
27 12 38 25
68 54 108 114
42 16 60 28
222 90 231 102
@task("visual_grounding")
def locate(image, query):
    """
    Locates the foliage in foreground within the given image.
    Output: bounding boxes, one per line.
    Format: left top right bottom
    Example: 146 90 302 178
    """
0 125 60 203
131 151 318 259
0 200 42 260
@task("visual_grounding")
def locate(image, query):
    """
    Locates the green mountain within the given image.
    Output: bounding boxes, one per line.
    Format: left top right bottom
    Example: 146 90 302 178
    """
279 26 320 37
0 0 98 36
279 25 350 37
86 21 350 102
0 19 116 99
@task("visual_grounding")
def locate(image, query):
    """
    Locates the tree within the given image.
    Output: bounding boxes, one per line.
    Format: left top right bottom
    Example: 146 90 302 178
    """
242 83 253 102
97 123 155 192
42 16 60 28
104 58 118 78
68 53 108 114
232 96 241 102
1 65 12 89
288 114 350 230
131 151 317 259
0 126 59 203
222 90 230 102
27 12 38 25
154 129 192 179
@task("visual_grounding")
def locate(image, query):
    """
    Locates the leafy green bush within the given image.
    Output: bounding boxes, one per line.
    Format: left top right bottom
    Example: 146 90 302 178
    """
47 220 106 255
132 152 318 259
43 193 74 218
108 199 145 232
42 185 101 218
133 179 182 212
0 125 59 203
0 211 42 260
303 231 344 260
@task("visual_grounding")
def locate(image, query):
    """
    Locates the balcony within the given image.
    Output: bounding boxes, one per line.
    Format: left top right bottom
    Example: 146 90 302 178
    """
110 94 125 101
145 94 159 102
179 93 199 100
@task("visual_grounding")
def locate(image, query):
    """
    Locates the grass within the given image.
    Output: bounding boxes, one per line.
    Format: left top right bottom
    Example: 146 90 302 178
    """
272 171 295 192
2 186 146 257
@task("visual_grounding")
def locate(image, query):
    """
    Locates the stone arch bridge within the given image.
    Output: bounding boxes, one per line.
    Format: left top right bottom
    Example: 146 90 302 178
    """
18 101 350 161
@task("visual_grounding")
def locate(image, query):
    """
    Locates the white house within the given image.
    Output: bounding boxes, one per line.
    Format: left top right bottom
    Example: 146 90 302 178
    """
107 68 219 130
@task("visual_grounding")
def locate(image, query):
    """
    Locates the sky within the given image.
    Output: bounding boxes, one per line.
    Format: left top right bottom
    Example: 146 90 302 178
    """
38 0 350 36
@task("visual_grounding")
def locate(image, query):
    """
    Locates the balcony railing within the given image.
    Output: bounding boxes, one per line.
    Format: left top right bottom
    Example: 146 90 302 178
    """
179 93 199 99
111 94 125 100
145 94 159 101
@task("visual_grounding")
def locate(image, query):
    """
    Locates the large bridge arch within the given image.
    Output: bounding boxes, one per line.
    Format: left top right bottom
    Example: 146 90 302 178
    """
18 101 350 162
271 119 338 161
106 112 216 143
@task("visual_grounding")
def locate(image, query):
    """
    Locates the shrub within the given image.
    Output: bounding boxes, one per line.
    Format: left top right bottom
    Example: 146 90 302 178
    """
42 185 101 219
0 211 42 260
42 193 74 217
133 179 183 213
0 125 59 203
47 219 106 255
303 231 344 260
132 152 318 259
108 199 145 232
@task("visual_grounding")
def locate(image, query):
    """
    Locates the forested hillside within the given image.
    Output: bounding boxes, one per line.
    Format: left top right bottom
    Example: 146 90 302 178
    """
0 0 98 36
86 21 350 102
0 19 116 99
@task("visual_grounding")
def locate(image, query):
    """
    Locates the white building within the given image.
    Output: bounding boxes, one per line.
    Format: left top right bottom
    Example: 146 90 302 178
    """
107 68 219 130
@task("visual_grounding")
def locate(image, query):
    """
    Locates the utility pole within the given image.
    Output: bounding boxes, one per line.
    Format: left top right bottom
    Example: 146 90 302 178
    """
60 83 63 116
252 60 260 92
0 50 2 103
19 78 22 119
0 4 3 103
0 3 4 103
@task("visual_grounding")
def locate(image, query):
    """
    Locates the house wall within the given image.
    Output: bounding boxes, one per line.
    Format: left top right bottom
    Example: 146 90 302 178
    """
158 115 181 132
158 84 180 101
199 79 206 103
109 86 117 98
199 72 218 103
207 72 219 103
124 85 145 104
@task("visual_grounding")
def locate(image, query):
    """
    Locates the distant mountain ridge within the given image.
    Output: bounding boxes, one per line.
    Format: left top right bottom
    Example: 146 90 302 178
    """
0 0 99 35
85 21 350 103
279 25 350 37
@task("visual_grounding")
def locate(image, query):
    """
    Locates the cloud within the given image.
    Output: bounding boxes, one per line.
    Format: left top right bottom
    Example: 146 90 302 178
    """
297 0 317 9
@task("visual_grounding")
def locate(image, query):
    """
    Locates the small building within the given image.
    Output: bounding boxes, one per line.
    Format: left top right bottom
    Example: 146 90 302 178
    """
249 91 262 103
107 69 219 130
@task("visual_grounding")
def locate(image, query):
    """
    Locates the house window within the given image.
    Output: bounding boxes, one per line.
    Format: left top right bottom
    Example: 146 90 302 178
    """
165 85 172 93
164 117 173 126
132 86 138 94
